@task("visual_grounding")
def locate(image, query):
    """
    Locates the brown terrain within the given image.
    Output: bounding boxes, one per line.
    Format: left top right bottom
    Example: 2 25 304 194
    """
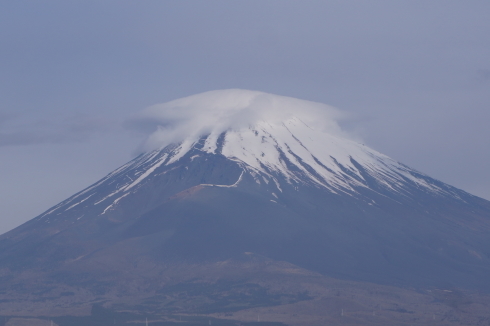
0 256 489 325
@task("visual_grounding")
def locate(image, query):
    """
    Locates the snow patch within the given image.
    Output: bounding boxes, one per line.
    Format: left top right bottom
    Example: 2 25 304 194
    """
101 192 130 215
124 154 168 191
65 193 96 211
201 171 244 188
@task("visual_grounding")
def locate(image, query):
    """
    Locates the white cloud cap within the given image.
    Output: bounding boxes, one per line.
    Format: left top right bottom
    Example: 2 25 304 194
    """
130 89 351 151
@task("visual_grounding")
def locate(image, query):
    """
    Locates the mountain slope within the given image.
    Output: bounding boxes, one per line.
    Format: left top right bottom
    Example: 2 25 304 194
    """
0 90 489 323
3 116 490 284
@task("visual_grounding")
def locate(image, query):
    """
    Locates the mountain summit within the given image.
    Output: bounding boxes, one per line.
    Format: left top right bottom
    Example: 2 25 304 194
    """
1 90 490 324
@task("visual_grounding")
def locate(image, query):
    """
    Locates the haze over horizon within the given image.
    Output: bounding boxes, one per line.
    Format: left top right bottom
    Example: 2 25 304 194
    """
0 1 489 234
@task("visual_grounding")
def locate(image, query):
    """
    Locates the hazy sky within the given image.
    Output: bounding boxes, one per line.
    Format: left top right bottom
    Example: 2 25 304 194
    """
0 1 489 234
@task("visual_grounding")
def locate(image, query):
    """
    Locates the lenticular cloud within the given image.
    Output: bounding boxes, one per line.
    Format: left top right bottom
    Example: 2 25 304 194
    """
128 89 350 151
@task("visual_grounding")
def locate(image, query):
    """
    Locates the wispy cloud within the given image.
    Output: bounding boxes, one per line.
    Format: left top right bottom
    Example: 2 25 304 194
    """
0 112 112 147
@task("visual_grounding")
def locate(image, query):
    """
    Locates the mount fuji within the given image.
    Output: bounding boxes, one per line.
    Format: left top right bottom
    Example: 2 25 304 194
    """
1 90 489 325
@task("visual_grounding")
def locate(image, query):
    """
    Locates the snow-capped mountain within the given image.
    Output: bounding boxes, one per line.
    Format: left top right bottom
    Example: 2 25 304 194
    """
1 90 490 319
38 97 466 221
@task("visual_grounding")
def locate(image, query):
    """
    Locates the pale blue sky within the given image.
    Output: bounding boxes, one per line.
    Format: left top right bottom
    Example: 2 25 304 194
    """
1 1 489 233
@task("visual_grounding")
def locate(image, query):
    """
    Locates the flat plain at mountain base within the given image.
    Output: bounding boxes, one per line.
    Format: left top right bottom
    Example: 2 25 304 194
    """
0 259 490 326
